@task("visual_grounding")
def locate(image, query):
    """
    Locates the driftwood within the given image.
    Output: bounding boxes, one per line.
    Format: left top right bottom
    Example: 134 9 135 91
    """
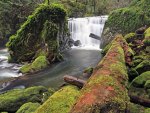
129 94 150 107
63 75 86 88
89 33 100 40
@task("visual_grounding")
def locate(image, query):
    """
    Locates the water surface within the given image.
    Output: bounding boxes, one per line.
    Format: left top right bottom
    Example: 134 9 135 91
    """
0 49 102 92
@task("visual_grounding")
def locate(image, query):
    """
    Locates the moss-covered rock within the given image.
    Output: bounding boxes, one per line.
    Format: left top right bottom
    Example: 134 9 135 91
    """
101 0 150 47
128 68 139 82
131 71 150 87
0 86 53 112
31 56 49 71
135 60 150 74
20 55 49 73
144 80 150 89
6 4 67 63
20 64 32 73
16 102 40 113
35 85 80 113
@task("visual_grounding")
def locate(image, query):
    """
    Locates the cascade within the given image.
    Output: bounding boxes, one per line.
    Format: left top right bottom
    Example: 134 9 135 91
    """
68 16 108 49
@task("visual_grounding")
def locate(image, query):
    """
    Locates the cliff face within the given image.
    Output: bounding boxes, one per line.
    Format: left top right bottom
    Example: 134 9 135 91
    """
101 0 150 48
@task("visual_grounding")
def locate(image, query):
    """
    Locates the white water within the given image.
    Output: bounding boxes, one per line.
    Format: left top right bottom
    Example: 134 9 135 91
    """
0 49 22 80
68 16 108 49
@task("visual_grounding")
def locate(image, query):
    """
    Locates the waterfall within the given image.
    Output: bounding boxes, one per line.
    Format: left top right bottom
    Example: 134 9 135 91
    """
68 16 108 49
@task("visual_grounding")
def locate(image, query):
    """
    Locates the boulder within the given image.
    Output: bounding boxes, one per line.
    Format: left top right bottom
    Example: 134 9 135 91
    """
20 55 49 73
0 86 53 112
131 71 150 87
74 40 81 46
135 60 150 74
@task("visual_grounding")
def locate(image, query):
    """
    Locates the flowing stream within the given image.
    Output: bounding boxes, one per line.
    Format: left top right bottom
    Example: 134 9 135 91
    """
0 16 108 92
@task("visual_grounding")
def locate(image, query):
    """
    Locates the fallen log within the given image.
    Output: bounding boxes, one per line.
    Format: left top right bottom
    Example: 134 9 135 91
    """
64 75 150 108
63 75 86 88
70 35 131 113
89 33 101 40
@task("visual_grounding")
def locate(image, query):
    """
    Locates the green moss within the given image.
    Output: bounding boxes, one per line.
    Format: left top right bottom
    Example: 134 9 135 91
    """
20 56 49 73
35 85 80 113
145 46 150 53
0 86 52 112
124 33 136 43
20 64 32 73
128 103 145 113
143 27 150 46
131 71 150 87
144 80 150 89
144 108 150 113
83 67 93 74
31 56 49 71
135 60 150 74
6 4 67 62
101 41 112 55
16 102 40 113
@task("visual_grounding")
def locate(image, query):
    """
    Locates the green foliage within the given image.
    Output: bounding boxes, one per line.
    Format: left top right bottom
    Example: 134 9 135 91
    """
35 85 80 113
6 3 67 62
0 0 43 39
0 86 50 112
131 71 150 87
16 102 40 113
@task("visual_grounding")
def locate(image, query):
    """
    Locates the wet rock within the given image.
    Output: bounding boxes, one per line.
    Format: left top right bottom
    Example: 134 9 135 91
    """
74 40 81 46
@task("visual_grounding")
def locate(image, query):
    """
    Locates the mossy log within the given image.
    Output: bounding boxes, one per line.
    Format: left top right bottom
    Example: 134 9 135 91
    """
63 75 86 88
70 35 131 113
89 33 100 40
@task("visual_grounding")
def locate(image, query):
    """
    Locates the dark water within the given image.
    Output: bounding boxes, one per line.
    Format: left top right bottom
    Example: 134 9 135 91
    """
0 48 102 92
